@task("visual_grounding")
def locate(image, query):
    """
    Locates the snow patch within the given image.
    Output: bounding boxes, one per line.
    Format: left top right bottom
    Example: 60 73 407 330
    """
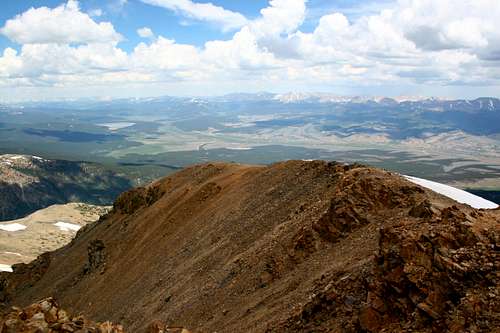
404 176 499 209
99 122 136 131
4 251 22 256
0 223 27 232
0 264 12 272
226 147 253 150
54 222 81 232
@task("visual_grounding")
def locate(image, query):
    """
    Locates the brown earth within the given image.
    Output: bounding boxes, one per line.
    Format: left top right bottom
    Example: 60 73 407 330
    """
0 160 498 332
0 203 111 268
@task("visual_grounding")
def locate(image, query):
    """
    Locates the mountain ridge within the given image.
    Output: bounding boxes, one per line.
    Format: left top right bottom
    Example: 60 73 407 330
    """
0 154 131 221
4 94 500 110
1 160 498 332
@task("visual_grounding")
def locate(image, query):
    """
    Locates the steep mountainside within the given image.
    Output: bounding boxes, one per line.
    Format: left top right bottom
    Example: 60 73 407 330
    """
0 154 131 221
0 161 498 332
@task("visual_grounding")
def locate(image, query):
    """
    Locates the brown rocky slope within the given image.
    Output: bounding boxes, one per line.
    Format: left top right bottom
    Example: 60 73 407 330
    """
0 161 498 332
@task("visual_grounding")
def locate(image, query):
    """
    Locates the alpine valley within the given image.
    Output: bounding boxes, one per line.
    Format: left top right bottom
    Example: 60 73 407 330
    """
1 94 500 194
0 94 500 333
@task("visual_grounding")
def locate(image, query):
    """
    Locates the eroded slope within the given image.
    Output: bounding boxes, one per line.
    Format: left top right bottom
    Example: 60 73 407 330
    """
0 161 498 332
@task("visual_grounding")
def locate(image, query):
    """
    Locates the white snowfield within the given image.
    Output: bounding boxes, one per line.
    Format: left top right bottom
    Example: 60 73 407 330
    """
0 223 27 232
226 147 253 150
404 176 499 210
54 222 82 232
0 264 13 272
4 251 22 256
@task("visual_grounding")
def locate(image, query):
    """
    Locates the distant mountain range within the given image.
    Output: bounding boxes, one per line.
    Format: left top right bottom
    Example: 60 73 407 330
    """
271 93 500 109
1 93 499 193
3 93 499 111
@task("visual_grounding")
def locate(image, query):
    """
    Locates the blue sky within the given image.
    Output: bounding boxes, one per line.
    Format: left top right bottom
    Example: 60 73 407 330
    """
0 0 499 101
0 1 281 48
0 0 382 51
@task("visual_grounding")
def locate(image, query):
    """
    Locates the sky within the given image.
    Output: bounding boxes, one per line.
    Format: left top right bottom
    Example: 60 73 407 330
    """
0 0 499 102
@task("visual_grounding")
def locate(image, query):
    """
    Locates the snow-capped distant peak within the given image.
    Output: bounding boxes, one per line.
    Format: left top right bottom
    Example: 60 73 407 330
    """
273 93 451 104
393 96 428 102
273 92 370 104
273 92 315 103
0 154 47 163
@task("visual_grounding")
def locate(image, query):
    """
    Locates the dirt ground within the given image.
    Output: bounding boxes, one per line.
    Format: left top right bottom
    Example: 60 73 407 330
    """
0 161 498 332
0 203 110 267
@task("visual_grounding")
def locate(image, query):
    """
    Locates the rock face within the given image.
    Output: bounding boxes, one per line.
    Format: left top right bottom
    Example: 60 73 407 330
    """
84 240 107 275
363 205 499 332
0 154 131 221
0 297 124 332
0 161 498 332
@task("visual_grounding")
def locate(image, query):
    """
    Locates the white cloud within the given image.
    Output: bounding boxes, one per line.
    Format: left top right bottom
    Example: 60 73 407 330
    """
132 37 200 71
0 43 128 79
282 0 500 86
1 0 500 100
137 27 154 38
251 0 306 37
0 0 122 44
397 0 499 55
140 0 248 31
0 48 23 77
203 27 279 71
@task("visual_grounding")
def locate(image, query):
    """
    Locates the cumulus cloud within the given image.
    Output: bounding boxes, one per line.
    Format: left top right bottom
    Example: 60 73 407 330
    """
1 0 500 99
203 27 279 71
0 48 23 78
132 37 200 71
283 0 500 86
251 0 306 37
0 0 122 45
137 27 154 38
140 0 248 31
0 43 128 79
397 0 497 53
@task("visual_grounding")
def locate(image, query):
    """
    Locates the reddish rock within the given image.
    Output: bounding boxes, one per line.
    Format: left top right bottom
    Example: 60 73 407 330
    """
0 298 125 333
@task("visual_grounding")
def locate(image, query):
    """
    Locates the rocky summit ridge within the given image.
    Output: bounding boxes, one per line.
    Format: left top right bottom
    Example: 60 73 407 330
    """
0 160 498 332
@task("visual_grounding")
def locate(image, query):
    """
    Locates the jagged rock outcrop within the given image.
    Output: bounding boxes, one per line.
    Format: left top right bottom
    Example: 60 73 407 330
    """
361 205 499 332
113 185 165 215
0 297 124 332
0 161 498 332
84 240 107 275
